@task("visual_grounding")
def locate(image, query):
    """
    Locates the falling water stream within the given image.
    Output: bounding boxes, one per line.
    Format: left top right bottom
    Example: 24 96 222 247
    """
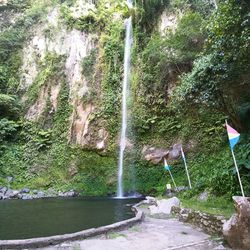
117 2 133 198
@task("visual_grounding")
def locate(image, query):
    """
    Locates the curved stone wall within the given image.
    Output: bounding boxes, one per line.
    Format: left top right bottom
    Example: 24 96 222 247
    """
0 205 144 249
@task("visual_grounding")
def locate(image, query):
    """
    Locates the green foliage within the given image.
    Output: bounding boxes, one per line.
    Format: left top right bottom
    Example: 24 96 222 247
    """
18 121 52 152
180 196 234 218
60 4 98 32
132 10 205 136
0 94 19 118
172 0 250 130
167 11 205 62
0 1 51 61
135 0 169 34
0 119 19 145
234 135 250 182
135 163 166 194
0 0 31 10
52 80 72 141
60 0 129 32
26 53 66 106
170 0 214 17
98 20 124 136
81 48 98 89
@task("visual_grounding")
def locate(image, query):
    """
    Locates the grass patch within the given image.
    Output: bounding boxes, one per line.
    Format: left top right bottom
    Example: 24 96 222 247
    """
106 232 127 239
180 197 235 218
128 225 141 232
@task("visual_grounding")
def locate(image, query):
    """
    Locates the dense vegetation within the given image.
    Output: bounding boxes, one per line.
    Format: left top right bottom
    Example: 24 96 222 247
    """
0 0 249 204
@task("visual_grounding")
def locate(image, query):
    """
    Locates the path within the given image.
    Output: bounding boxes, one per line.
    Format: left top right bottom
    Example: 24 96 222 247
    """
38 214 227 250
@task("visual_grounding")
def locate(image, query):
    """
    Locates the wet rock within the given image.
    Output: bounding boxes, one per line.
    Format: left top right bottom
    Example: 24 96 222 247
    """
58 190 78 197
37 191 45 198
64 190 79 197
2 189 20 199
0 186 7 194
223 196 250 250
58 191 63 197
4 189 13 198
47 188 57 197
9 190 20 199
33 189 38 194
17 193 23 199
21 188 30 194
0 192 4 200
22 194 33 200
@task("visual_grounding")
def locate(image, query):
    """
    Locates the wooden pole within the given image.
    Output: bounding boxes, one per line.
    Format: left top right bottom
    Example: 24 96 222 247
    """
181 146 192 189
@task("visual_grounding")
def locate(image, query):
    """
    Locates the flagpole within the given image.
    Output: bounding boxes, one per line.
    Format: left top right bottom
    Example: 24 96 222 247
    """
168 169 177 189
164 158 177 189
231 148 245 197
225 120 245 197
181 146 192 189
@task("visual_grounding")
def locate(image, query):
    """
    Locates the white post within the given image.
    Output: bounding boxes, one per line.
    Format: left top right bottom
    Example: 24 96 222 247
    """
231 149 245 197
225 119 245 197
168 169 177 189
181 146 192 189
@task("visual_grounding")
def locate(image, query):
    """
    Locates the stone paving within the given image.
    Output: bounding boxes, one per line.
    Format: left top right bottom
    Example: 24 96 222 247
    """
38 216 228 250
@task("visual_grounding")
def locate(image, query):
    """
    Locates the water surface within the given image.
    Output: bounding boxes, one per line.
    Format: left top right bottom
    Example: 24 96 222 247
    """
0 197 141 240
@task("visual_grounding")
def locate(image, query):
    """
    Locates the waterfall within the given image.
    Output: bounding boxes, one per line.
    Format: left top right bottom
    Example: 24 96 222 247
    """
117 13 133 198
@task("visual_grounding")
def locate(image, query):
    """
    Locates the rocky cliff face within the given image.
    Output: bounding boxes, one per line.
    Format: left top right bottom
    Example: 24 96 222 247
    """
2 0 181 153
19 5 110 151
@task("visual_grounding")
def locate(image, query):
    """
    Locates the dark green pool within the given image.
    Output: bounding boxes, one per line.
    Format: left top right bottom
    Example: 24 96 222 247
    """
0 197 141 240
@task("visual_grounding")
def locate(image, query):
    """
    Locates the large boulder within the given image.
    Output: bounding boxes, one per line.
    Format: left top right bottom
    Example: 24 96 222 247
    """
168 143 182 160
21 188 30 194
223 196 250 250
142 144 182 164
0 187 7 195
149 197 180 215
145 196 157 205
9 190 20 199
142 146 168 164
58 190 79 197
4 189 13 199
22 194 33 200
